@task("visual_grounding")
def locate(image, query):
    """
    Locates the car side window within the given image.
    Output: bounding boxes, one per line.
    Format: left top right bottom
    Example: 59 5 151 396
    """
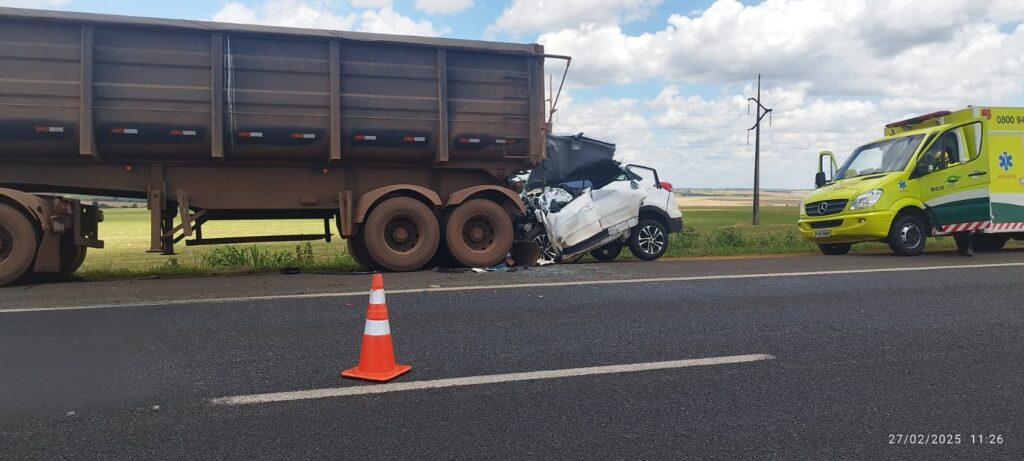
920 131 962 174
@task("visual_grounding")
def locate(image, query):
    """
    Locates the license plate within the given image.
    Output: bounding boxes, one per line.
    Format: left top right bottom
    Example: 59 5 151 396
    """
609 217 639 235
814 229 832 238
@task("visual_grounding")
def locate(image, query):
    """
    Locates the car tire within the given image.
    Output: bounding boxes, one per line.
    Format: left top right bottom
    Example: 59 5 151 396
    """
628 219 669 261
444 199 513 268
362 197 439 272
887 214 926 256
526 227 558 263
0 203 40 287
817 243 852 255
589 244 622 261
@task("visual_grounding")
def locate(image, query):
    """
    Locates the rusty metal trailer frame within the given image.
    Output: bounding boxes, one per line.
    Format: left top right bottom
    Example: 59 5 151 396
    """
0 7 558 277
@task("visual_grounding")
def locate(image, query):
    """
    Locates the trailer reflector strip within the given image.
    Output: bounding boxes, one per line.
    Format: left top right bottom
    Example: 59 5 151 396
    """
111 128 139 135
238 131 263 138
34 126 65 133
291 133 317 140
403 136 427 142
495 139 517 145
170 130 198 136
354 135 377 141
459 138 481 144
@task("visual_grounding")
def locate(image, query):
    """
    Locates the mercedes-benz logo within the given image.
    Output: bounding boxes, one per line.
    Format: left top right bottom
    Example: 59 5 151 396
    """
818 202 829 214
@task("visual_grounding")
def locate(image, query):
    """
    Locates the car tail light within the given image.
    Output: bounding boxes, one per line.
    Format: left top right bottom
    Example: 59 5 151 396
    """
659 181 674 191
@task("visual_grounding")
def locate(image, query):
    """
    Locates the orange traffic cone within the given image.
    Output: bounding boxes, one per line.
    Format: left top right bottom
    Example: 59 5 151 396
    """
341 273 412 382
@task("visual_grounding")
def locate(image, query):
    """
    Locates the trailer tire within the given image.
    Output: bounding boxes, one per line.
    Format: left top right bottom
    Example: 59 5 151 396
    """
346 231 379 270
0 203 40 286
363 197 439 272
444 199 514 268
887 214 926 256
628 219 669 261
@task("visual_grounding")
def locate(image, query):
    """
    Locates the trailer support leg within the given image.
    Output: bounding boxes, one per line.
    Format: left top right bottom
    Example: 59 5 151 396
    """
147 189 164 253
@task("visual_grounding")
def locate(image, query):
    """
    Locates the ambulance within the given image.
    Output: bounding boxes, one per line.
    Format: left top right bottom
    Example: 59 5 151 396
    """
799 107 1024 255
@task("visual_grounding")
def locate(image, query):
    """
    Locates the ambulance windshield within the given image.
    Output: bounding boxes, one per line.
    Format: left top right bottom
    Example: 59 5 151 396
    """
836 135 924 180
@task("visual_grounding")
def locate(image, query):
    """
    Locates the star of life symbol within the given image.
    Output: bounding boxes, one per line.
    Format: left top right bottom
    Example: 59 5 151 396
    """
898 180 907 191
999 152 1013 172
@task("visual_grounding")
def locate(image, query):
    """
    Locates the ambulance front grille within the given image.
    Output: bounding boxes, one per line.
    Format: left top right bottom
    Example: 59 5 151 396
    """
806 199 848 216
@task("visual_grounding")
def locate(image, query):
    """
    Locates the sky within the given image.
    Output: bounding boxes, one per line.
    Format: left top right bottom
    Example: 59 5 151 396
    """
3 0 1024 189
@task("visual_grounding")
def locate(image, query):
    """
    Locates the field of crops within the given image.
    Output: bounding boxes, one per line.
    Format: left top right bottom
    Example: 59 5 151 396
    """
74 206 962 280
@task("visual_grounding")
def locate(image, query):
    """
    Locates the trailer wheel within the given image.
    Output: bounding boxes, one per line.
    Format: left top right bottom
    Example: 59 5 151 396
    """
0 203 40 286
445 199 514 268
58 233 88 276
363 197 439 272
346 230 380 270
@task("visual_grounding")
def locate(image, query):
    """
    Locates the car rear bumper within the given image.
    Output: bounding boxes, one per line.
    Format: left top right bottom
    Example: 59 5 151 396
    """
668 217 683 233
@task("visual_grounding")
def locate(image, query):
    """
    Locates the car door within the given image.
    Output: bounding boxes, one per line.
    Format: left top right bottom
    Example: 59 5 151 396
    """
915 123 990 226
591 179 646 229
541 189 604 252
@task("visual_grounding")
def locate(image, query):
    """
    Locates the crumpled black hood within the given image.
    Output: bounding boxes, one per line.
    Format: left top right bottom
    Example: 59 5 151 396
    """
526 133 622 189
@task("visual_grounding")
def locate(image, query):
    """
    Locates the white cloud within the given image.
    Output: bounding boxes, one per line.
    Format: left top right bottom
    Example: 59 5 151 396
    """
212 0 356 30
0 0 69 7
210 0 443 36
414 0 473 15
350 0 392 8
490 0 662 35
359 7 443 36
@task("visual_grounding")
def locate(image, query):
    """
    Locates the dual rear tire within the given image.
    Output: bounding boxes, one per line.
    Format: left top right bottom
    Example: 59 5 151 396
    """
0 203 40 286
351 197 514 272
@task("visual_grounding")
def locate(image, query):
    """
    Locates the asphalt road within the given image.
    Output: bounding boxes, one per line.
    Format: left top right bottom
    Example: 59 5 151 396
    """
2 252 1023 459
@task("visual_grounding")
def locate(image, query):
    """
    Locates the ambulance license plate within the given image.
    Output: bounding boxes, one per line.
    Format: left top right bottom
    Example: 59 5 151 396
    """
814 229 832 238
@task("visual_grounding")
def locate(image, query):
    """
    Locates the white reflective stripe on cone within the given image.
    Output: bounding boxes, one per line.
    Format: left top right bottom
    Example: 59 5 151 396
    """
369 289 385 304
363 319 391 336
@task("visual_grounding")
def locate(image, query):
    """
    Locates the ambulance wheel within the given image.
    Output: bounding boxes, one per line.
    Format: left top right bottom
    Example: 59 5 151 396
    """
887 214 926 256
0 203 40 286
817 243 851 255
590 243 622 261
974 234 1010 252
363 197 439 272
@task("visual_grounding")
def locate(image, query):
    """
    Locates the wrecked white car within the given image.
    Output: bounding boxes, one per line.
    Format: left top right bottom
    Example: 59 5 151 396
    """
517 134 683 263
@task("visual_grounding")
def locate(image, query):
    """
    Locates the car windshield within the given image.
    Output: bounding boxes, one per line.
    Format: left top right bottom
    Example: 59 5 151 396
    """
834 135 924 180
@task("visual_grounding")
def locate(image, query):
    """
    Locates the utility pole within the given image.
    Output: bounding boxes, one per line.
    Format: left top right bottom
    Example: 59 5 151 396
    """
747 74 772 225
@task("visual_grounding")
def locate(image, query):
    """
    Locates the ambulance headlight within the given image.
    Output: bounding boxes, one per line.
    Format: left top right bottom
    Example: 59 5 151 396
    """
850 189 883 210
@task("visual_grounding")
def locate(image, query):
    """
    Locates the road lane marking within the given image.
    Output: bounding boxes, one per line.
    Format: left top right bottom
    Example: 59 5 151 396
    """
210 353 776 406
5 261 1024 314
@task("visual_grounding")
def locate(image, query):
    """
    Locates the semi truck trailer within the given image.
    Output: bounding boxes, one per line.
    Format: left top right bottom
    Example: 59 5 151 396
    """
0 7 560 285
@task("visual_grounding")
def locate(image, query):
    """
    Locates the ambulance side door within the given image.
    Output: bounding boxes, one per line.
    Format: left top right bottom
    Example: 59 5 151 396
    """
913 123 989 226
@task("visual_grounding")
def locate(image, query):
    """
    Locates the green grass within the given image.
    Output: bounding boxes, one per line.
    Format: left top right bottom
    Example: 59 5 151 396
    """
78 208 359 280
76 205 973 281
